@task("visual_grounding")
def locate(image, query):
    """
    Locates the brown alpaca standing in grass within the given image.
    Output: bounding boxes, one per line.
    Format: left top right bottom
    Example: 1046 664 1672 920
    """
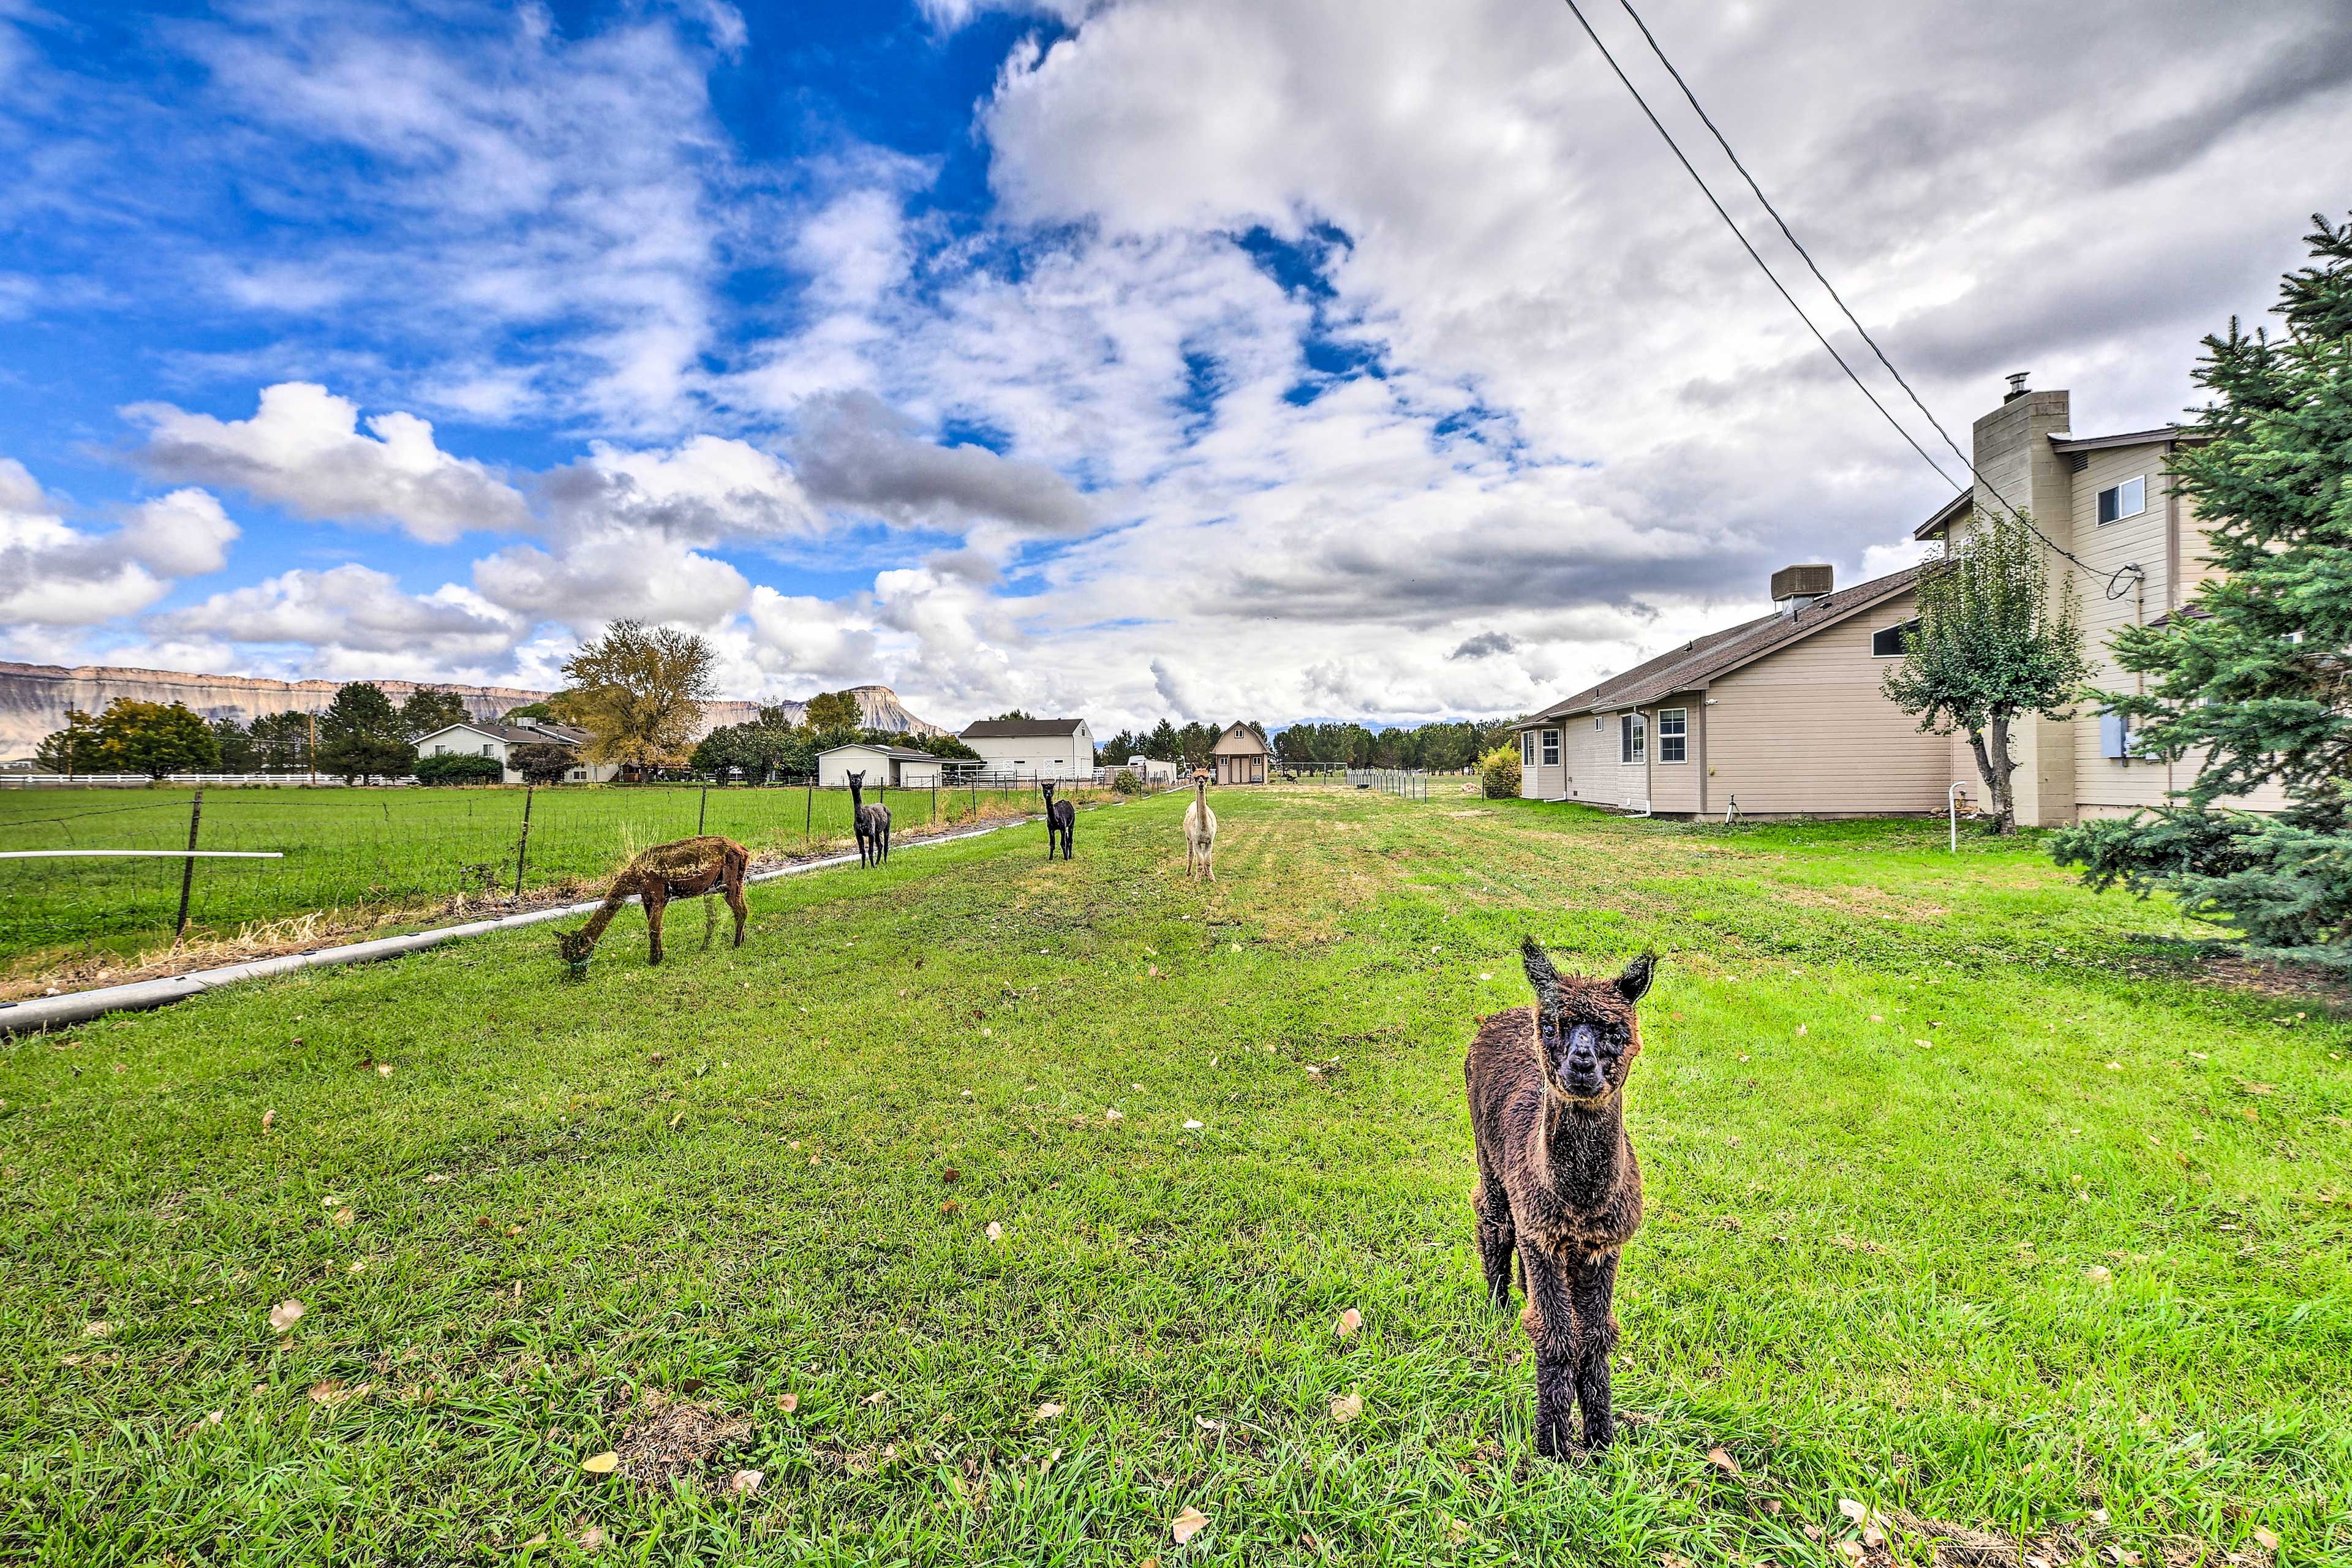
557 835 749 973
1465 938 1656 1455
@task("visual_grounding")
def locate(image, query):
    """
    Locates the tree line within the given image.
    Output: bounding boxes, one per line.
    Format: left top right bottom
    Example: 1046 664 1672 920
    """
1095 717 1520 772
32 684 479 782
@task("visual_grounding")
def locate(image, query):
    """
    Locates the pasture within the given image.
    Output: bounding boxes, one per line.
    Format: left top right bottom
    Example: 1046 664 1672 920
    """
3 787 2346 1565
0 781 1095 985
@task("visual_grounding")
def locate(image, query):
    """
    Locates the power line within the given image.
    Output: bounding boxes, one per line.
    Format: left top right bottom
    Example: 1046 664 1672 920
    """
1548 0 1961 491
1561 0 2138 591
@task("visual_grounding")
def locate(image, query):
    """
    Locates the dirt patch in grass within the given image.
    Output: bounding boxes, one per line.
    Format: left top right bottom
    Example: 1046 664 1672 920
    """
612 1389 753 1488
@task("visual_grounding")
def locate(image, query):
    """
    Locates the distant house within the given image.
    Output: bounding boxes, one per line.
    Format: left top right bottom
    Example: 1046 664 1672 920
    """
816 742 944 789
959 717 1093 778
412 717 614 785
1210 722 1271 785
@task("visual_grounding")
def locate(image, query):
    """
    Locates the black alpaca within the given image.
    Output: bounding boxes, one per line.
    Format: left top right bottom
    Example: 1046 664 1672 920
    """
1040 781 1076 860
1464 939 1656 1456
847 770 891 868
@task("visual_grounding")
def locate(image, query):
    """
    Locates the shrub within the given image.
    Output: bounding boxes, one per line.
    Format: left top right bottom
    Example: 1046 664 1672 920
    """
1110 769 1144 796
510 742 580 785
415 752 505 786
1479 744 1521 800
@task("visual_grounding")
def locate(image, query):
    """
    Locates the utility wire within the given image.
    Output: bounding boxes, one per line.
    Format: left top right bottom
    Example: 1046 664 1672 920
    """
1549 0 1961 491
1562 0 2140 592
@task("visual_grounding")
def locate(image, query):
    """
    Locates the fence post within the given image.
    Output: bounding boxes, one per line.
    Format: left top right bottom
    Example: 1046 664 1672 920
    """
513 783 535 899
932 784 937 826
698 785 708 836
805 781 813 839
174 787 205 940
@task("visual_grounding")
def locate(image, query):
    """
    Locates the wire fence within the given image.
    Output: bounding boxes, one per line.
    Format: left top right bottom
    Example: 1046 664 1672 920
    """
1344 769 1431 799
0 779 1104 967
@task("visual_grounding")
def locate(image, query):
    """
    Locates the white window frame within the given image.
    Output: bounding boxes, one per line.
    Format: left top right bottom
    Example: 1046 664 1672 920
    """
1619 712 1646 764
1871 618 1919 658
1521 730 1537 766
1656 708 1687 764
1540 729 1561 766
2097 475 2146 526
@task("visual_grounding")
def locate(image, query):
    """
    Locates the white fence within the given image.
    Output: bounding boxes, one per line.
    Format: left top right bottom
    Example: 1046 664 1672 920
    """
0 772 422 789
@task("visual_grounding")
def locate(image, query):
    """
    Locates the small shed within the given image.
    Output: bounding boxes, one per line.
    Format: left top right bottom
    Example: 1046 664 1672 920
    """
1115 755 1180 784
816 743 943 788
1210 722 1271 785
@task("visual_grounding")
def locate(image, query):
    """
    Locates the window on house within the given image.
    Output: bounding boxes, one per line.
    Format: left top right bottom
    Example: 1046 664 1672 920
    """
2097 475 2146 525
1872 618 1920 657
1619 712 1646 764
1594 717 1603 731
481 744 494 757
1521 731 1536 766
1540 729 1561 765
1656 709 1687 763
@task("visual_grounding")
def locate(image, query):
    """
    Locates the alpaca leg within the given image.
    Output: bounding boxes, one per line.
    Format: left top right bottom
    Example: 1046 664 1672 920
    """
1517 1243 1577 1459
1472 1167 1516 1310
703 892 718 950
1568 1250 1623 1449
644 891 667 965
728 879 747 947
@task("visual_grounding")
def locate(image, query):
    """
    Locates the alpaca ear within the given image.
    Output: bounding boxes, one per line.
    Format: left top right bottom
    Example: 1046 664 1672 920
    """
1520 936 1564 1006
1615 951 1659 1005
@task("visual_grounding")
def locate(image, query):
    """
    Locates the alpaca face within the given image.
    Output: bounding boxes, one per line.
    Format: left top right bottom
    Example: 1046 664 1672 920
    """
846 770 865 789
1521 942 1654 1103
557 928 594 973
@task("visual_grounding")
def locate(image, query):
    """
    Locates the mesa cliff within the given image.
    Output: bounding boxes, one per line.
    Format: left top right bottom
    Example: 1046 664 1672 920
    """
0 660 946 757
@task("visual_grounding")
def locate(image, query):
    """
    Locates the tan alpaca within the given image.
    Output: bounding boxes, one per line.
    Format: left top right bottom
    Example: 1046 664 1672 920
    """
1182 769 1218 881
557 835 749 971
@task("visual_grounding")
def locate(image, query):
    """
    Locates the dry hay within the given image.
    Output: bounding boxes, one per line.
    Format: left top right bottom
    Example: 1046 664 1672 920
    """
612 1389 752 1489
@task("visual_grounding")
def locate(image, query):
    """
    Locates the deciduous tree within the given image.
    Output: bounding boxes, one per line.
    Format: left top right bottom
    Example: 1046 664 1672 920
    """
1880 508 2090 833
33 709 103 775
560 620 718 768
91 699 220 780
398 687 472 736
802 690 862 733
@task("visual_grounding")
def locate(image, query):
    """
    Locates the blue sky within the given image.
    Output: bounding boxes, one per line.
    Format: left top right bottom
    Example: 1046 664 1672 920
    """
5 0 2350 731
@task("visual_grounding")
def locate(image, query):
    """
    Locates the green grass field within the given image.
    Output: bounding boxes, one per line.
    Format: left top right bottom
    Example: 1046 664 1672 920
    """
0 781 1099 976
4 788 2346 1565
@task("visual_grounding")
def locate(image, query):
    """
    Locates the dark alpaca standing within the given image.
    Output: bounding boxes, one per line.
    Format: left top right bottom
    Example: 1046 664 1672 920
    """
556 835 750 973
1464 938 1656 1456
847 770 891 868
1040 781 1076 860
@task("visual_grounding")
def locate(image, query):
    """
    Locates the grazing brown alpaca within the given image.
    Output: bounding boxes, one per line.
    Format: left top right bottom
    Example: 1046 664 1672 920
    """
557 835 750 972
1465 938 1656 1456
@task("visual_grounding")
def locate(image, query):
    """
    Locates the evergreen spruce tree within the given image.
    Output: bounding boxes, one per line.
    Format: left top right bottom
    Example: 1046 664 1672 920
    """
2052 214 2352 959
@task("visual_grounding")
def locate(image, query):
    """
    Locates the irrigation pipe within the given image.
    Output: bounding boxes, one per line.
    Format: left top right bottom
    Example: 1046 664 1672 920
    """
0 816 1032 1036
0 850 285 860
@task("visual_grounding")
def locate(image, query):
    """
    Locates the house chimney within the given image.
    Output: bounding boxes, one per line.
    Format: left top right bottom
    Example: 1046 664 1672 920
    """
1770 563 1834 617
2004 371 2031 402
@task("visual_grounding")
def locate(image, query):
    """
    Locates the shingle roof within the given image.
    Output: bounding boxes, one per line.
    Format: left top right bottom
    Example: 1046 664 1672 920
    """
420 720 587 746
816 742 937 761
1519 565 1924 725
962 718 1086 739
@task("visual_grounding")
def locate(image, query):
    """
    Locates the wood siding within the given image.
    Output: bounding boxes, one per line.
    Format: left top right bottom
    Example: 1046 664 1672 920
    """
1705 589 1953 815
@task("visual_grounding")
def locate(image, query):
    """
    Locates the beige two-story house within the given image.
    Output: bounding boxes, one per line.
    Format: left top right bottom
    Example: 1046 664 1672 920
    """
1517 377 2278 824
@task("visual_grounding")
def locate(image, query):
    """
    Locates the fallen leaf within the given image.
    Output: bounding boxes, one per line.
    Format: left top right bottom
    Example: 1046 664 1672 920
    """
729 1469 763 1495
1838 1498 1888 1547
943 1167 960 1183
262 1109 275 1130
863 1390 887 1406
776 1392 799 1414
1035 1401 1063 1420
581 1452 620 1474
987 1221 1005 1243
1803 1524 1825 1542
1336 1306 1363 1338
308 1379 369 1406
1171 1506 1210 1544
2106 1061 2123 1071
375 1063 393 1077
1836 1543 1864 1564
522 1535 548 1548
332 1206 355 1227
1039 1446 1062 1472
2084 1264 2114 1285
1183 1119 1204 1131
668 1110 684 1128
83 1321 111 1338
578 1525 605 1550
1105 1107 1125 1121
1705 1445 1740 1476
267 1299 305 1333
1330 1392 1363 1423
1796 1024 1807 1036
423 1172 449 1184
2250 1526 2280 1551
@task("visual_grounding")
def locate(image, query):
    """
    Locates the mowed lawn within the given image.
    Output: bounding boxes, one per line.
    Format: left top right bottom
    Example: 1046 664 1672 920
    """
4 788 2347 1566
